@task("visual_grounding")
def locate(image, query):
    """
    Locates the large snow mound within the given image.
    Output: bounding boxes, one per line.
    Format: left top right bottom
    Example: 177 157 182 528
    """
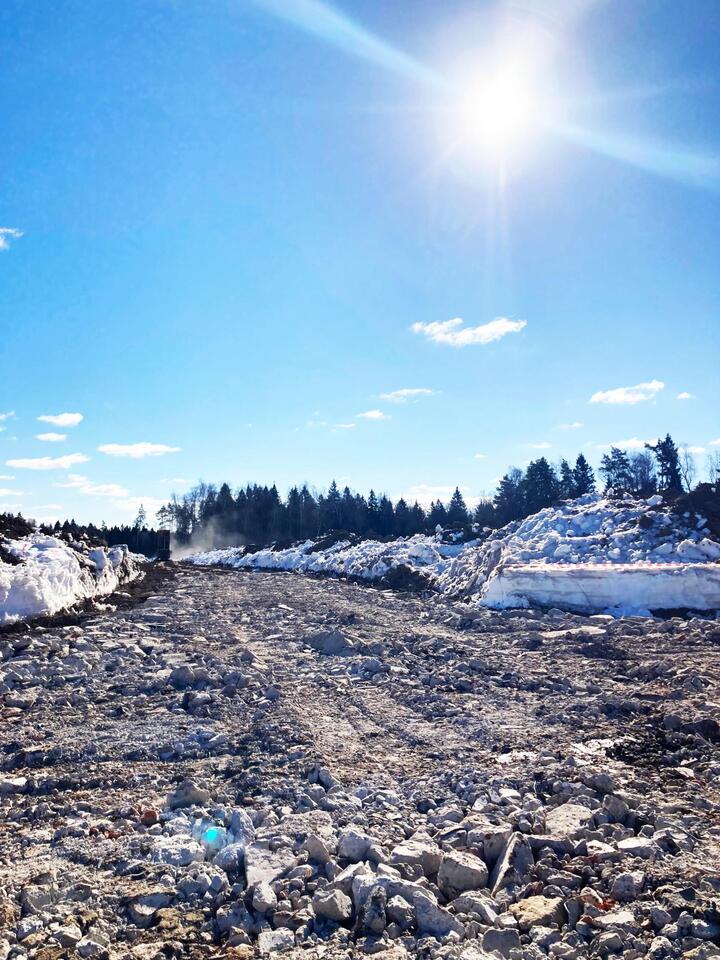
185 495 720 616
0 534 141 625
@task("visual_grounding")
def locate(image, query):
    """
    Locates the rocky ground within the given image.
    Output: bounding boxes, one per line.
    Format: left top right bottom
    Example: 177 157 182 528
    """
1 565 719 960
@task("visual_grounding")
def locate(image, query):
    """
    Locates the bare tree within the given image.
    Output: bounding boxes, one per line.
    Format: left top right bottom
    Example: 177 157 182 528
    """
706 451 720 484
678 444 697 492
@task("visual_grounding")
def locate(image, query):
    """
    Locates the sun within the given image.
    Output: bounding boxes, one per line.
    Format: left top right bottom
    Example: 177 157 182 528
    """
458 70 537 161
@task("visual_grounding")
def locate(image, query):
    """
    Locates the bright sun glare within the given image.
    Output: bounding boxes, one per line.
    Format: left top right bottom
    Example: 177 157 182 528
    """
459 70 537 160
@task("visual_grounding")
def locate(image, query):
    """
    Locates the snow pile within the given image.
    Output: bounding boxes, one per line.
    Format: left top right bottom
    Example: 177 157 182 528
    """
186 494 720 616
439 494 720 614
0 534 141 625
186 534 468 583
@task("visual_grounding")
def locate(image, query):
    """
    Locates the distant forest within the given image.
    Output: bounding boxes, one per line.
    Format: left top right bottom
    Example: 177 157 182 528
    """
6 433 715 557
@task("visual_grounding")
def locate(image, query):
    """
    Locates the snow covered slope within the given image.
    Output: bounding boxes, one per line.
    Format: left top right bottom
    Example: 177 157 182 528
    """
185 494 720 616
0 534 141 625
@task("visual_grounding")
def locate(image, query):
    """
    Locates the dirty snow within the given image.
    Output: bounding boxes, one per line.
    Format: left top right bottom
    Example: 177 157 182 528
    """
0 534 141 624
186 495 720 615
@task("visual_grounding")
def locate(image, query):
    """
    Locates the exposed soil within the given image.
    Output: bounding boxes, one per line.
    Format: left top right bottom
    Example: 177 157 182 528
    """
0 567 719 959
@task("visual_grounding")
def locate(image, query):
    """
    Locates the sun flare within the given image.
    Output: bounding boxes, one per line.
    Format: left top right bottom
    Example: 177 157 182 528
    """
458 70 537 160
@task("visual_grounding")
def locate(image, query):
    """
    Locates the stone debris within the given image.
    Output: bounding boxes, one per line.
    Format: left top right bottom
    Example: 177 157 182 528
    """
0 565 719 960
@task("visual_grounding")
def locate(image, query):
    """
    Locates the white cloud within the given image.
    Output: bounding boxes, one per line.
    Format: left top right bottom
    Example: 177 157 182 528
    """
676 391 695 400
557 421 584 430
161 477 188 484
110 496 168 517
473 453 488 460
710 439 720 447
0 411 15 421
98 442 181 458
305 420 328 429
6 453 89 471
379 387 436 403
38 412 84 427
55 474 129 497
356 410 391 421
589 379 664 405
0 475 15 480
0 488 23 497
685 445 705 454
398 484 479 508
528 441 552 450
36 432 67 443
411 316 526 347
28 503 63 511
594 437 658 451
0 228 22 251
332 423 356 430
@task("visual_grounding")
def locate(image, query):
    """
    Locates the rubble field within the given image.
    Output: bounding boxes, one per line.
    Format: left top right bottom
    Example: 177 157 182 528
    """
1 566 719 960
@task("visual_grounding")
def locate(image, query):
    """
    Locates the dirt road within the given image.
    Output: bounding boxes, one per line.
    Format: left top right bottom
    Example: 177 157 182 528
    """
1 566 719 958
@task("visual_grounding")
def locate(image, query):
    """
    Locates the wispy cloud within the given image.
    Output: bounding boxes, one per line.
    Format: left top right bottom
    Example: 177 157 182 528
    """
36 432 67 443
161 477 188 484
6 453 89 471
593 437 658 451
332 423 356 431
685 445 705 454
473 453 488 460
55 474 128 497
98 442 181 458
38 412 84 427
0 488 23 497
411 317 526 348
557 421 584 430
111 496 168 516
356 410 391 421
528 441 552 450
676 391 695 400
0 475 16 481
0 228 22 251
590 380 664 404
379 387 436 403
710 439 720 447
0 411 15 421
398 483 478 508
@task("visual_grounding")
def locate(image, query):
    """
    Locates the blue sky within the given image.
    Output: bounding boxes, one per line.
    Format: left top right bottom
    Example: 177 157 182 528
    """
1 0 719 525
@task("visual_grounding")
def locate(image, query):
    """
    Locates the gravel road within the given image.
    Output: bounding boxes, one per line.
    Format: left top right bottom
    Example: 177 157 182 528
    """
1 566 719 959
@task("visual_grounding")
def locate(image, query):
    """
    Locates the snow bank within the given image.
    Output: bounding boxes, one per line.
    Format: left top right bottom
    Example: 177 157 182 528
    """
186 535 467 582
185 495 720 616
0 534 141 624
480 562 720 616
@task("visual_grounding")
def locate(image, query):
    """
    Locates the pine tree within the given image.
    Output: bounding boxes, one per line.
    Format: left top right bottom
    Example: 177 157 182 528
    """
572 454 596 495
393 498 412 536
133 505 147 530
447 487 469 525
523 458 559 514
646 434 683 493
599 447 633 494
494 469 525 525
558 459 575 499
428 499 447 529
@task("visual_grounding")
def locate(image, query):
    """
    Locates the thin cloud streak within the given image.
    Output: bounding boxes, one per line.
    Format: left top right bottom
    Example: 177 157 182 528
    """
6 453 90 470
98 442 181 458
411 317 527 347
590 379 664 404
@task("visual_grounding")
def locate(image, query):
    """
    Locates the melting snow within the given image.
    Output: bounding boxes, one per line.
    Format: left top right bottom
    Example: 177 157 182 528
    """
0 534 141 624
186 495 720 616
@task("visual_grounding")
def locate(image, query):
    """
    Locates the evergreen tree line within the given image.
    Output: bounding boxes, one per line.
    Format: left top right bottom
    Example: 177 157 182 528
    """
38 507 163 557
15 432 713 557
